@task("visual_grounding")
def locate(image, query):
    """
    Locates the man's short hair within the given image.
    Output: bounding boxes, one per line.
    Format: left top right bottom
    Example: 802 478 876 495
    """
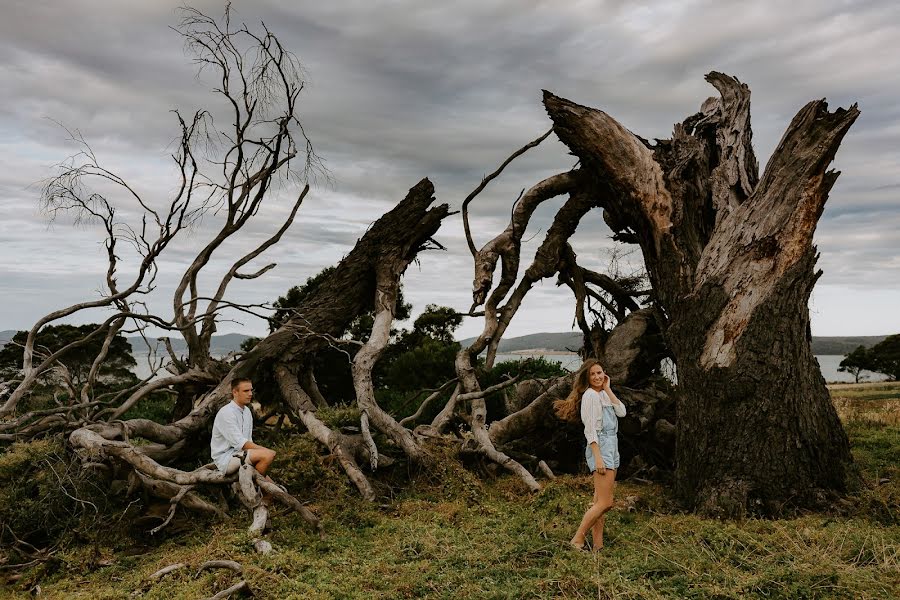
231 377 252 391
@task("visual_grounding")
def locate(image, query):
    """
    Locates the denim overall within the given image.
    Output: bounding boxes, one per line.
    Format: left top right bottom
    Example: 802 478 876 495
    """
585 403 620 471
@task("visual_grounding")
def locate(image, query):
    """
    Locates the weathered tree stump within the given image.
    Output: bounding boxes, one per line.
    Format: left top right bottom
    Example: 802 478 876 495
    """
544 73 857 514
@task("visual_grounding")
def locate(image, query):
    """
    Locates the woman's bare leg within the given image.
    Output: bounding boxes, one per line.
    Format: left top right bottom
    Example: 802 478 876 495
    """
570 469 616 549
590 469 616 550
591 514 605 550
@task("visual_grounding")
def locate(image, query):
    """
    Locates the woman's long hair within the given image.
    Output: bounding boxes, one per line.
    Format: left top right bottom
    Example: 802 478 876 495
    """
554 358 601 423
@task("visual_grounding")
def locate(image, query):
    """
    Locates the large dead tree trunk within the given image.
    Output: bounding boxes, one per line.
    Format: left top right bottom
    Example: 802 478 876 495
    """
544 73 857 514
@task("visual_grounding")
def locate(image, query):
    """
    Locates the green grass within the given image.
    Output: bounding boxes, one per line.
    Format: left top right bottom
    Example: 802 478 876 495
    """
829 381 900 402
7 476 896 599
2 386 898 599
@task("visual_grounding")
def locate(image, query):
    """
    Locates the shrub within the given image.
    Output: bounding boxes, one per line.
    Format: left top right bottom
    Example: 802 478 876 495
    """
0 440 117 551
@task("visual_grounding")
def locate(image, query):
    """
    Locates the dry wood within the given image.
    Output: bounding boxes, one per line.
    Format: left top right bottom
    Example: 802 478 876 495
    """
149 563 186 581
537 460 556 479
107 369 218 421
132 472 226 519
256 478 324 538
359 410 379 470
205 580 250 600
430 384 461 433
351 274 427 464
299 364 329 408
462 128 552 257
195 561 243 577
275 365 375 501
488 376 571 446
149 484 195 535
399 378 458 427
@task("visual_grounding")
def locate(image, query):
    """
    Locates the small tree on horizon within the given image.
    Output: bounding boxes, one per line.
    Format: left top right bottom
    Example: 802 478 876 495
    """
838 345 873 383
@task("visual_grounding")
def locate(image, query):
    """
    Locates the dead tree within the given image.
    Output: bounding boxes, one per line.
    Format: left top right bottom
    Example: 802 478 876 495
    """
62 178 447 527
463 73 856 514
544 74 858 514
0 8 408 532
457 73 859 515
3 6 855 525
0 6 449 537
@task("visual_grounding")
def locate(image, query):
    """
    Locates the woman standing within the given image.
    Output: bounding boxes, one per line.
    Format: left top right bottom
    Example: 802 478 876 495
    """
555 358 626 551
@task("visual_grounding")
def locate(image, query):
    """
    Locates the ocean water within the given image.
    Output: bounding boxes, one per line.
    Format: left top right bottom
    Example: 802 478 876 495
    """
491 353 887 384
812 354 888 383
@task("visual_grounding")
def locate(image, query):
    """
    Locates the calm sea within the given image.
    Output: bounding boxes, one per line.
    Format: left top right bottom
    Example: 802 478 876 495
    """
492 353 887 384
130 352 886 384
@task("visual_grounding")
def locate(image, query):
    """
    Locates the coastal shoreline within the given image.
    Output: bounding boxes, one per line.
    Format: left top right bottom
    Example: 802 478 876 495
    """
506 349 579 356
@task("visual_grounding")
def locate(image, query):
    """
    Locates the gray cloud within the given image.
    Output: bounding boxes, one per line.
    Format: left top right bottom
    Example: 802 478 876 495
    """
1 0 899 338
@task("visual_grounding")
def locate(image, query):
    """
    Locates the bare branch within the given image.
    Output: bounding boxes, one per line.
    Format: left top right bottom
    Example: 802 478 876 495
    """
204 580 250 600
233 264 277 279
199 184 310 352
399 378 458 427
456 376 519 402
359 410 378 470
149 484 195 535
275 365 374 500
462 128 552 257
107 369 219 421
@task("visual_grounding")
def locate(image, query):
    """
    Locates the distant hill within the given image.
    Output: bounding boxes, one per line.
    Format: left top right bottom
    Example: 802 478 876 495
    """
0 327 889 357
458 332 583 353
126 333 252 356
0 329 252 356
809 336 888 355
458 331 890 355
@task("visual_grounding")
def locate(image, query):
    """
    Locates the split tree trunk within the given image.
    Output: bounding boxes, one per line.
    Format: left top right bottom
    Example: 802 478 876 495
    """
544 73 858 514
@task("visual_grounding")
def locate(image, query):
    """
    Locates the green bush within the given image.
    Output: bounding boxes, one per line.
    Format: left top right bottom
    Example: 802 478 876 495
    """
481 356 569 384
480 356 568 417
0 440 117 551
377 337 459 397
117 390 176 423
269 434 350 501
315 404 362 429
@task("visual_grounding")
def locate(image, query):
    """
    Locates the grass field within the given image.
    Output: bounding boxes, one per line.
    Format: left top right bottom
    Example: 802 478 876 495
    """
2 384 898 599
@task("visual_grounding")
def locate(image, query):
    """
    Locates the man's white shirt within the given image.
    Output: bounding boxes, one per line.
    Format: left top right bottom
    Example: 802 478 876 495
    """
211 401 253 473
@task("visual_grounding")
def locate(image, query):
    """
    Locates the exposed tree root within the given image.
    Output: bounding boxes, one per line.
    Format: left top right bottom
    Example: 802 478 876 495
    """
195 560 243 577
205 579 250 600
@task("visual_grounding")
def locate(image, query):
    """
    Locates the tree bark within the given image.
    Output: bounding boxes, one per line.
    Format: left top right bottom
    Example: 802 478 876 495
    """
544 73 858 514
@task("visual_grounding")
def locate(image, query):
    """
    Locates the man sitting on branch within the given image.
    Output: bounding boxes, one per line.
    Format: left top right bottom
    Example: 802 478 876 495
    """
211 378 277 478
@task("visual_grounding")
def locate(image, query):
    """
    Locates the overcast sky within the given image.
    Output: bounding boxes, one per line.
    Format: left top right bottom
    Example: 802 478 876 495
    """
1 0 898 342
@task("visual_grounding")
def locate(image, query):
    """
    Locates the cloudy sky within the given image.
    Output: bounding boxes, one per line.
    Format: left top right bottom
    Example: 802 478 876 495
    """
1 0 898 341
